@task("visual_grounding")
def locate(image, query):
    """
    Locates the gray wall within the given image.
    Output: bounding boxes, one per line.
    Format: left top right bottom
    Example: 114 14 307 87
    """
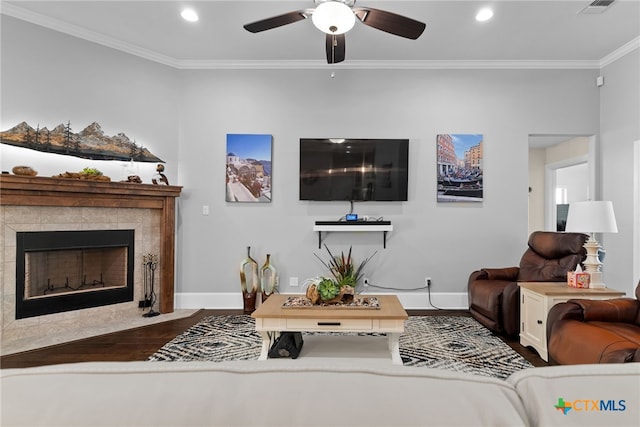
176 67 600 308
0 17 179 183
600 50 640 296
3 16 636 308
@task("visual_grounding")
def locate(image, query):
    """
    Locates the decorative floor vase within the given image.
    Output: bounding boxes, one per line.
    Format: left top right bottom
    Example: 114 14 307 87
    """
260 254 277 302
242 291 257 314
240 246 259 314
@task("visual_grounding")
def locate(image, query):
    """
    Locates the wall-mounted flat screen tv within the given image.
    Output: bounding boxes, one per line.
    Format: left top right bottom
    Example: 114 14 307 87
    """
299 138 409 201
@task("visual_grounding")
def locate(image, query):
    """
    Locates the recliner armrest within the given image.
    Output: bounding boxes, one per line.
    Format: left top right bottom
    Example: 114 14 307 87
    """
546 301 584 340
478 267 520 282
573 298 639 324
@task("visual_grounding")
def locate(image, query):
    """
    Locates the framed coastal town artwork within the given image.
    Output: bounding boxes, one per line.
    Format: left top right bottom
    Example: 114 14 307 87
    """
226 134 272 203
436 134 483 203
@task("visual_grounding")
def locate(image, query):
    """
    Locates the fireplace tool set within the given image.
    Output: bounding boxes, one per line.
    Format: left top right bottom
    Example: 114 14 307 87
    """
142 254 159 317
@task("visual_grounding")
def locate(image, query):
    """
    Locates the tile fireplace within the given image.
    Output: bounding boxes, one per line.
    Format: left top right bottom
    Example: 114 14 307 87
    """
0 175 182 355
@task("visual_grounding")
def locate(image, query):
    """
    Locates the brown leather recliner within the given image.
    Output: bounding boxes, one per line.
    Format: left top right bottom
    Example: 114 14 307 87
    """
547 282 640 364
468 231 588 337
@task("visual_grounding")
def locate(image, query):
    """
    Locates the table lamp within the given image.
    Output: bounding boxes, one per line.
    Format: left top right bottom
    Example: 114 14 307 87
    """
565 200 618 288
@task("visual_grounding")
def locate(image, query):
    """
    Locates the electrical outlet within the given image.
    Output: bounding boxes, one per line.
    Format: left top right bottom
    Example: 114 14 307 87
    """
289 277 299 287
425 277 432 288
363 278 370 287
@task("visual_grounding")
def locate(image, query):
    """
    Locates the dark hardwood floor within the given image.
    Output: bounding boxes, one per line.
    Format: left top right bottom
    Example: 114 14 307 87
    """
1 309 548 369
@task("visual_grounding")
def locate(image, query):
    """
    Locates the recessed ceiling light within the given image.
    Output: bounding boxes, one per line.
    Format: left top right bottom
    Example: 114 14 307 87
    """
181 8 199 23
476 8 494 22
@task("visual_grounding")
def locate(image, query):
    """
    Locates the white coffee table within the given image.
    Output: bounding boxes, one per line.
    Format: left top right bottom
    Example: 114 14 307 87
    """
251 294 408 365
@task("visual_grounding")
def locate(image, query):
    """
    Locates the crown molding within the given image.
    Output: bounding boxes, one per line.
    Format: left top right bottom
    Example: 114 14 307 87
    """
600 36 640 68
1 3 634 71
176 59 601 70
1 3 181 68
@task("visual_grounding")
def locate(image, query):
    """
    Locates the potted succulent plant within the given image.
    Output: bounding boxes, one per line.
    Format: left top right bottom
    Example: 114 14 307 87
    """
315 244 376 289
303 245 376 305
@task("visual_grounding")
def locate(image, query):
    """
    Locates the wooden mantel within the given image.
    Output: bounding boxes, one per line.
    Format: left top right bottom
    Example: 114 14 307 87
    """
0 174 182 313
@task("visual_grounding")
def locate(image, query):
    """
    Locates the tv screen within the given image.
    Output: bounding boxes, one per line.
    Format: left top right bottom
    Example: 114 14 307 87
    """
299 138 409 201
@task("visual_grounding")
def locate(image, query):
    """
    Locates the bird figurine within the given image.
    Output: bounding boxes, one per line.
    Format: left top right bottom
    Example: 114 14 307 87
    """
152 163 169 185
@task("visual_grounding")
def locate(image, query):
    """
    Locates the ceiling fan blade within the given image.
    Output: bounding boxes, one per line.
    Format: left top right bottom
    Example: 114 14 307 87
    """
353 7 426 40
243 10 307 33
326 34 346 64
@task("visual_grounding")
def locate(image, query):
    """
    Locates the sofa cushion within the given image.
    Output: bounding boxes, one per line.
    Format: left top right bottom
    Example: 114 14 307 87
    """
1 361 529 427
3 361 638 427
508 363 640 427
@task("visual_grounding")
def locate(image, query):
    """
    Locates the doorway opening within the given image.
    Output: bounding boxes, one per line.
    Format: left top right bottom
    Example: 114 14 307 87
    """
528 134 596 235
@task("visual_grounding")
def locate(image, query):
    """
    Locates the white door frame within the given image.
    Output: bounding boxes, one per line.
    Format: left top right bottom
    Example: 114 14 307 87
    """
544 135 596 231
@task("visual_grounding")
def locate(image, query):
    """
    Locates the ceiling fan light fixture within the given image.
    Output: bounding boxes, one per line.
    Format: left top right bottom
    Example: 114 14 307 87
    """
181 8 199 22
475 8 494 22
312 2 355 34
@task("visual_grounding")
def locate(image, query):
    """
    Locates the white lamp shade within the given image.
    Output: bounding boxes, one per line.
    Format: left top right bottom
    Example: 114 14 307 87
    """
565 200 618 233
312 2 355 34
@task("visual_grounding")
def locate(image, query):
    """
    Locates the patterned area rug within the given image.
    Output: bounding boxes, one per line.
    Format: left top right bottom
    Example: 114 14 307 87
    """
148 315 532 379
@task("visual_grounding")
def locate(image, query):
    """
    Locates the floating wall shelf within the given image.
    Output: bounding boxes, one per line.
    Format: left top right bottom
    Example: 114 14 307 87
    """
313 221 393 248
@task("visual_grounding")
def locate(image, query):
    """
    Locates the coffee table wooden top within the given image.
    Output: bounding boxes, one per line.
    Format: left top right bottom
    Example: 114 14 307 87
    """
251 294 408 320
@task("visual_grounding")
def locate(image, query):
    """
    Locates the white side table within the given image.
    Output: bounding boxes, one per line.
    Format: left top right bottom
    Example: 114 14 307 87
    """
518 282 625 362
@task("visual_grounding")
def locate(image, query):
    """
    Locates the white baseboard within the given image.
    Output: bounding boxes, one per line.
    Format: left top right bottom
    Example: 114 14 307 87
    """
175 292 469 311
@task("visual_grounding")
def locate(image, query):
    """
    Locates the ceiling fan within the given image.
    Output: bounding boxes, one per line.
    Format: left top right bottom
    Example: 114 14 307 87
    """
243 0 426 64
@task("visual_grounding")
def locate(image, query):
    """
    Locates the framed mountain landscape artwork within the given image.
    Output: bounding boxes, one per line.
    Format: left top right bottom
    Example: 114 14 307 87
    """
0 121 163 162
437 134 483 203
226 134 272 203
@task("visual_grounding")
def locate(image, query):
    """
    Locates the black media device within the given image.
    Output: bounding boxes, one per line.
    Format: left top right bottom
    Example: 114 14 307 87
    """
299 138 409 201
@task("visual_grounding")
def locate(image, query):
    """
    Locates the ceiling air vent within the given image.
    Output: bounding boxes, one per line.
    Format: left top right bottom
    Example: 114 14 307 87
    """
578 0 616 14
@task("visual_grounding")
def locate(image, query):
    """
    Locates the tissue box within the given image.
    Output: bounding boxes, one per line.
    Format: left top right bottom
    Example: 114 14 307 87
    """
567 271 590 288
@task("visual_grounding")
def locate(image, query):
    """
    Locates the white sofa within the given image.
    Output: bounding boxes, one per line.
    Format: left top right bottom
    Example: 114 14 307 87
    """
1 361 639 426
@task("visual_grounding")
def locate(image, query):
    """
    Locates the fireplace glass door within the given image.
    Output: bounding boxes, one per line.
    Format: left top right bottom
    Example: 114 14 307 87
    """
16 230 134 319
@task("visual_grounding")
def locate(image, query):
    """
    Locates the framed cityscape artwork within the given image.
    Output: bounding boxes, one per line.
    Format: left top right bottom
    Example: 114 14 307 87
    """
226 134 272 202
437 134 484 203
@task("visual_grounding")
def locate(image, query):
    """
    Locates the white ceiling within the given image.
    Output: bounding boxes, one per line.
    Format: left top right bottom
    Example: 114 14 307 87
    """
2 0 639 69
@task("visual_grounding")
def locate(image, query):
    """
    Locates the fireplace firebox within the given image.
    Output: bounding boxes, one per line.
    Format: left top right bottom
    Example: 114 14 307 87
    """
16 230 135 319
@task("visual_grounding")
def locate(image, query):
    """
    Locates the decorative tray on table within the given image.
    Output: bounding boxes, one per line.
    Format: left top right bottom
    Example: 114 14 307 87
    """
281 296 380 309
